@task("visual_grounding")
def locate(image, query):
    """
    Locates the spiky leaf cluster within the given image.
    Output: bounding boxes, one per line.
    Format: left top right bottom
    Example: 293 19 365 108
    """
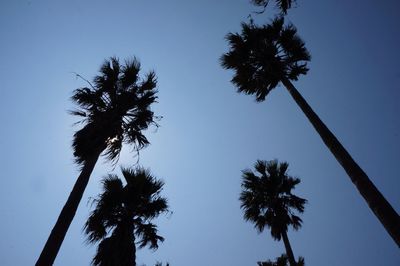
251 0 296 14
71 57 158 165
258 254 305 266
240 160 307 240
84 167 168 266
221 17 310 101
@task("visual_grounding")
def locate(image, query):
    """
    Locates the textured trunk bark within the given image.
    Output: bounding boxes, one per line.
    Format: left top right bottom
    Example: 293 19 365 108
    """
281 78 400 247
281 231 297 266
36 152 101 265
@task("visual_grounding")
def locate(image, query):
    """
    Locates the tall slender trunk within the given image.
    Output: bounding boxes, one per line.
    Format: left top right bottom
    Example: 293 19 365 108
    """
36 152 101 265
281 78 400 247
281 231 297 266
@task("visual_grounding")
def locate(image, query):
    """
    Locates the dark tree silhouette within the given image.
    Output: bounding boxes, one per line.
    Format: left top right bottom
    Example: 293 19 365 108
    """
154 263 170 266
251 0 296 14
85 167 168 266
221 17 400 247
258 254 304 266
240 160 306 266
36 57 159 265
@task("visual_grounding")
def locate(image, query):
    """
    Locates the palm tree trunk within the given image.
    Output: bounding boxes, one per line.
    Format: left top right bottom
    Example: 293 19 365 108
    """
281 231 297 266
132 233 136 266
126 219 136 266
36 152 101 265
281 77 400 247
116 219 136 266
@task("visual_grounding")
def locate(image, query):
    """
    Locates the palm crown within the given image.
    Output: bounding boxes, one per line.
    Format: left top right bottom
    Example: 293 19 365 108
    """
85 167 168 266
240 160 306 240
71 57 158 164
221 17 310 102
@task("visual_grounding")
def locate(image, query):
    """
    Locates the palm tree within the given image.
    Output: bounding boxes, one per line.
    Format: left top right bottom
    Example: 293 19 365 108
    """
36 57 159 265
84 167 168 266
251 0 296 14
240 160 306 266
258 254 304 266
221 17 400 247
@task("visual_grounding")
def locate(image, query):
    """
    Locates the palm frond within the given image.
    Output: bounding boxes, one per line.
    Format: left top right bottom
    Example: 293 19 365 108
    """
258 254 289 266
135 222 164 250
251 0 296 15
258 254 304 266
68 109 87 117
84 175 124 243
139 71 157 93
121 57 141 89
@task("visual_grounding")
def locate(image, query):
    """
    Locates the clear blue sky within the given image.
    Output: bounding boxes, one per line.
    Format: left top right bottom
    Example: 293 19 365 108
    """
0 0 399 265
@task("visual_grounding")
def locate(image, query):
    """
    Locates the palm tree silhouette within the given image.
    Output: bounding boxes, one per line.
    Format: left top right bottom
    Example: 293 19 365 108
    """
258 254 304 266
84 167 168 266
36 57 159 265
251 0 296 14
221 17 400 247
240 160 306 266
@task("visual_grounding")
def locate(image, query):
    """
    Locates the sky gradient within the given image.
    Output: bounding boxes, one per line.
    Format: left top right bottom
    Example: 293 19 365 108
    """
0 0 399 265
